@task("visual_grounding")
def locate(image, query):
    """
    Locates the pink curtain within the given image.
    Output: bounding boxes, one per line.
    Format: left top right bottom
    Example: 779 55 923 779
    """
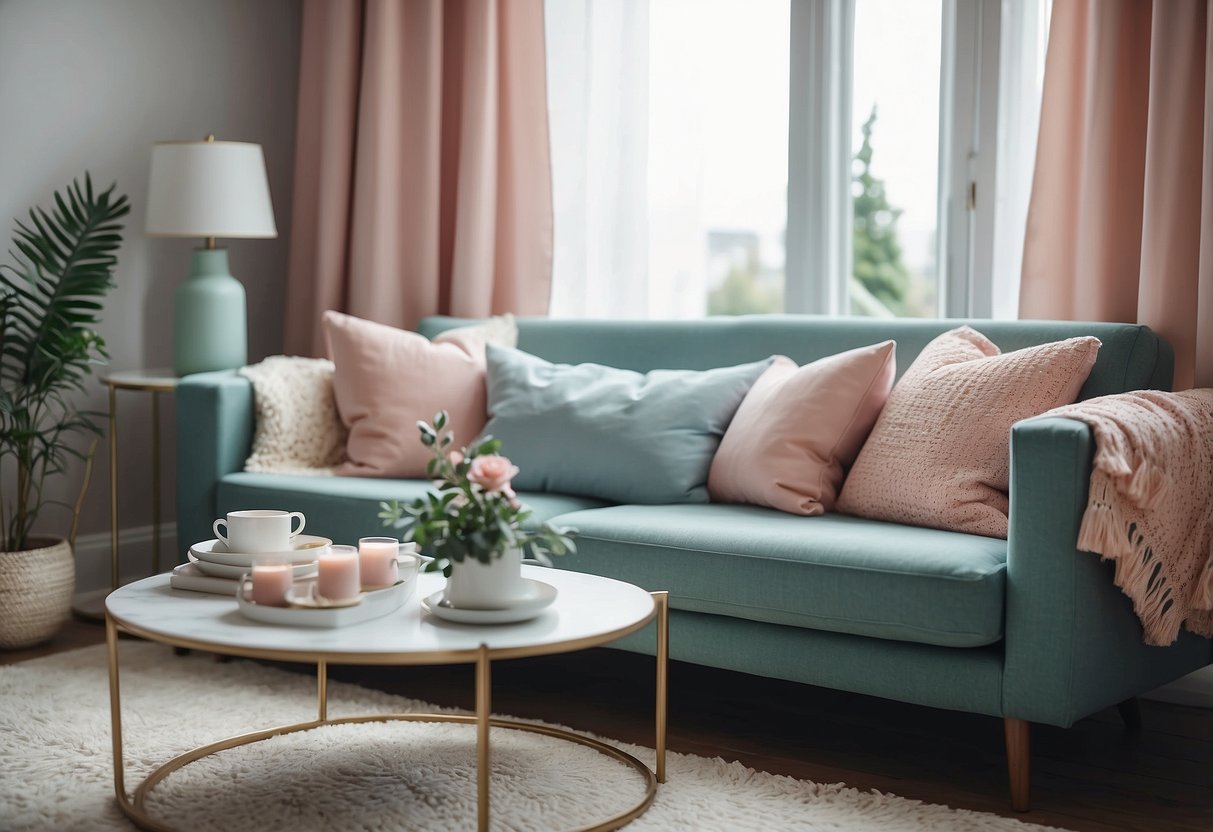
284 0 553 356
1020 0 1213 389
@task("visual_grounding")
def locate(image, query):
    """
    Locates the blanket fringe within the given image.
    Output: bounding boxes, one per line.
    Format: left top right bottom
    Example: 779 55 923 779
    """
1126 457 1168 510
1077 480 1132 558
1106 527 1183 646
1194 546 1213 612
1110 558 1179 646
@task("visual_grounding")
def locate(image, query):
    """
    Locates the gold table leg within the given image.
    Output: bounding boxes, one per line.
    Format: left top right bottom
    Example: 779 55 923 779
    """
109 384 119 590
476 643 491 832
151 391 161 576
106 614 125 802
317 660 328 721
653 591 669 784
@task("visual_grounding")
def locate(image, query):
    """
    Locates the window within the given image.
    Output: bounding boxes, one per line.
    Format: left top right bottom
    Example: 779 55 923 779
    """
849 0 942 317
650 0 790 318
546 0 1051 320
545 0 789 318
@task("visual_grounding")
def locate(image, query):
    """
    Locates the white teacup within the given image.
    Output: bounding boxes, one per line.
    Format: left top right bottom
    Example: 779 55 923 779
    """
213 510 305 554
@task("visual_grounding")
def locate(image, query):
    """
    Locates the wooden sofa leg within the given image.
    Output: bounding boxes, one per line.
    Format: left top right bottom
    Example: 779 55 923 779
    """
1004 718 1031 812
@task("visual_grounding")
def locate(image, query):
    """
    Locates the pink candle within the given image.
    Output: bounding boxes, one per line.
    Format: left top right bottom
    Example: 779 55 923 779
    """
251 564 293 607
359 538 399 589
317 546 361 601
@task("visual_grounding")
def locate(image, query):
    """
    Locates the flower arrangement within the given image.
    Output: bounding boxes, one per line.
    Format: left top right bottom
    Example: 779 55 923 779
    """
379 411 576 574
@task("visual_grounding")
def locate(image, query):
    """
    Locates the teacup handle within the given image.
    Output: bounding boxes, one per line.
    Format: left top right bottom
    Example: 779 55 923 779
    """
394 542 419 565
288 512 306 538
213 519 230 547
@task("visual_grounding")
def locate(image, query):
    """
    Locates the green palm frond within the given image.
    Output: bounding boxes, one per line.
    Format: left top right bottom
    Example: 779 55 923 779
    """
1 173 129 550
1 174 129 396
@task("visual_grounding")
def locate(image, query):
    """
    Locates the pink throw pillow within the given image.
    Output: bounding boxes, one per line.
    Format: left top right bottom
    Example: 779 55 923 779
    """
708 342 897 515
836 327 1100 538
324 311 517 478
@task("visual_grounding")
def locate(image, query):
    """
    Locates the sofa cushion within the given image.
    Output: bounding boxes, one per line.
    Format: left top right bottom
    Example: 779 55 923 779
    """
837 327 1100 539
239 356 346 475
547 504 1008 648
708 342 896 515
483 345 772 504
325 311 516 478
217 472 609 544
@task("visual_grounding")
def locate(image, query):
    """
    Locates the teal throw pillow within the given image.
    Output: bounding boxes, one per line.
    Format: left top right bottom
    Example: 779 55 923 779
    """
483 345 772 504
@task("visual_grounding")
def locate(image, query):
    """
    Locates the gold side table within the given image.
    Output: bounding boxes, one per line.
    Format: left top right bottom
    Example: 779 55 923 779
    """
71 369 179 621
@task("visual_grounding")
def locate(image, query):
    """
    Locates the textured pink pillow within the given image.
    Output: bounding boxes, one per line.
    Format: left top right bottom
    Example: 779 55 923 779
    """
836 327 1100 538
324 311 516 477
708 342 896 515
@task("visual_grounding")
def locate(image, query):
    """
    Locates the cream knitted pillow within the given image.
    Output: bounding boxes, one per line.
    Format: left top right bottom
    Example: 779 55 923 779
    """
239 356 347 476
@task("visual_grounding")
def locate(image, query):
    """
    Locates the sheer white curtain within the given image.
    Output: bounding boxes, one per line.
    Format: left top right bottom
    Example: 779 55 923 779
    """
545 0 651 317
989 0 1051 319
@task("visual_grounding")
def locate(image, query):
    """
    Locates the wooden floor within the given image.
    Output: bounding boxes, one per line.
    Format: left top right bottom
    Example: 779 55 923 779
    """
8 618 1211 831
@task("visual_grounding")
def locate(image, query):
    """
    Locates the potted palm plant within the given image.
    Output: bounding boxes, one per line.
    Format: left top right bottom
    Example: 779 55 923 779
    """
0 174 129 648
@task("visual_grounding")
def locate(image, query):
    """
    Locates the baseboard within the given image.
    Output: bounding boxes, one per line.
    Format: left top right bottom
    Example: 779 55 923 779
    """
72 523 179 594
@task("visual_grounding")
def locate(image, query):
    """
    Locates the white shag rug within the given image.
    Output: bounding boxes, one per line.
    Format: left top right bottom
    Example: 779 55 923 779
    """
0 643 1066 832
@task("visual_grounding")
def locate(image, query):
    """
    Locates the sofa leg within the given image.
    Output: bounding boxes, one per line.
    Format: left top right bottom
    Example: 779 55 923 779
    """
1116 698 1142 732
1004 718 1031 812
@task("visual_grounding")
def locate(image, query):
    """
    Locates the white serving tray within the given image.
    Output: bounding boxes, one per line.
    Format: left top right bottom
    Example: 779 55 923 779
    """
188 550 318 580
236 555 420 629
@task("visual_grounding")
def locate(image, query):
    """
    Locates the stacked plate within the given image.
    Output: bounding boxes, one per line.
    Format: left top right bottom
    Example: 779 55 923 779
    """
187 535 332 580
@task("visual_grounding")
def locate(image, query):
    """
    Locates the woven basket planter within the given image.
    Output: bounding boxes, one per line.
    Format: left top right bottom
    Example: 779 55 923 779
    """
0 537 75 649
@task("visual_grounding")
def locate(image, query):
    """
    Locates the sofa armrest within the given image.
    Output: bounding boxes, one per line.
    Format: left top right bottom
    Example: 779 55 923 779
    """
174 370 254 560
1004 417 1213 726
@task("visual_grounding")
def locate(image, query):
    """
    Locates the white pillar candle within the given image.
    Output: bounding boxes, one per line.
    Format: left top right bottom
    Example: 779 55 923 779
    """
317 546 361 601
359 538 400 589
251 564 293 607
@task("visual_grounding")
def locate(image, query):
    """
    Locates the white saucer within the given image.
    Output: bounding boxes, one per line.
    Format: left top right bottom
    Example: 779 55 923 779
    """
421 579 558 625
187 551 318 580
189 535 331 567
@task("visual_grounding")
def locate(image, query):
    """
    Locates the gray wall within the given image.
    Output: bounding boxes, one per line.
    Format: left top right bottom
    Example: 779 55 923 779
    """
0 0 301 583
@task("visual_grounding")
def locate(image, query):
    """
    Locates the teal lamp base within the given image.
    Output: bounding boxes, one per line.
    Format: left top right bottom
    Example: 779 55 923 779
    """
173 248 248 376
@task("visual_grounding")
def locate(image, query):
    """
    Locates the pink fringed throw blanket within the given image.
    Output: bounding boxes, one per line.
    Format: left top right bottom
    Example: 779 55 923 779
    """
1042 389 1213 646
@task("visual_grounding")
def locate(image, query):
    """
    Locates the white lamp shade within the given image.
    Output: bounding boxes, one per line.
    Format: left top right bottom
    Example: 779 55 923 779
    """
145 140 277 238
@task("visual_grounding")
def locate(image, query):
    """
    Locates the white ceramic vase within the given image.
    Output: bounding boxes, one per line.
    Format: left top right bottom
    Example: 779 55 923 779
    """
444 547 527 610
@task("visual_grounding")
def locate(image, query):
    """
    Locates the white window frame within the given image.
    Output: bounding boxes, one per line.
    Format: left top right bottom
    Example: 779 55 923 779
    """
785 0 1007 319
786 0 853 316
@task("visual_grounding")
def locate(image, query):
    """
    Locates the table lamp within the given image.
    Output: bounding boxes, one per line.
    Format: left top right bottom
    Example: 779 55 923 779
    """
145 135 277 376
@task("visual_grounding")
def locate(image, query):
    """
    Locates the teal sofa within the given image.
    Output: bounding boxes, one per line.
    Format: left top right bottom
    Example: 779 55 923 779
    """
176 315 1213 810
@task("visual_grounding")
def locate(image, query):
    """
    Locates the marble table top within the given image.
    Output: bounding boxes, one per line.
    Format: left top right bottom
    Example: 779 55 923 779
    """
106 566 656 665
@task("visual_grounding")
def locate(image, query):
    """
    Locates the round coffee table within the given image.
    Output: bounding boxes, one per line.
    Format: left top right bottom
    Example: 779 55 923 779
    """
104 566 669 831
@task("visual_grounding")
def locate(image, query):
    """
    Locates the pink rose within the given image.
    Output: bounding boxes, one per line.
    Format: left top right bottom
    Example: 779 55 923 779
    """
468 455 519 495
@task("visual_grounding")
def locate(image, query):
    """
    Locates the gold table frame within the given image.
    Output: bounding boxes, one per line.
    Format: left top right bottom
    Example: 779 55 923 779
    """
105 591 669 832
74 370 179 621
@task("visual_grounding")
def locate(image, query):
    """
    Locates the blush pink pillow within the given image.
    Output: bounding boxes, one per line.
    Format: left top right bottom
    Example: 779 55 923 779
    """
324 311 517 478
836 327 1101 538
708 341 896 515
